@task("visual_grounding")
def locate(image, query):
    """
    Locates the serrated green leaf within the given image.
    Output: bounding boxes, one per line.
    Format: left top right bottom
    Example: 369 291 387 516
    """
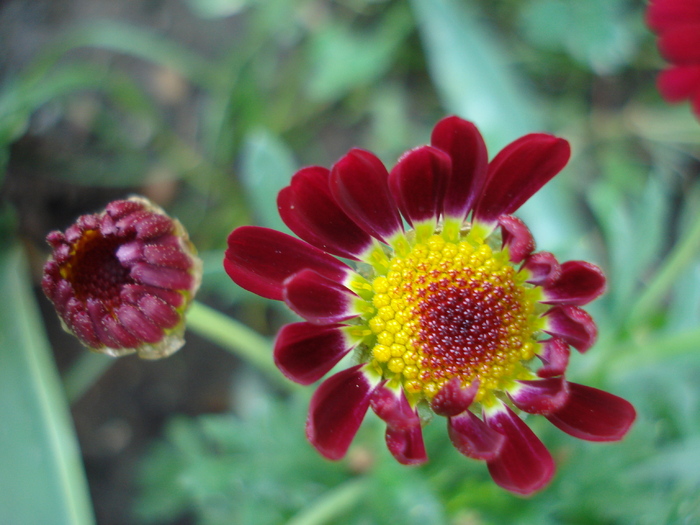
0 247 94 524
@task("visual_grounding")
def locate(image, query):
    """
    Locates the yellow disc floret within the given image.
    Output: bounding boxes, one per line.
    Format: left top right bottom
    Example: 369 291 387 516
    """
363 232 543 406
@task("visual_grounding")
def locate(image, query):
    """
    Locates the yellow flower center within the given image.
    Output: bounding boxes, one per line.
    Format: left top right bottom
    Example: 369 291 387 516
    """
364 233 543 406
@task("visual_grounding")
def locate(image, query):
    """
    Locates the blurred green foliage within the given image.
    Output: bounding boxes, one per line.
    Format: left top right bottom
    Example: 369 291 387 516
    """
2 0 700 523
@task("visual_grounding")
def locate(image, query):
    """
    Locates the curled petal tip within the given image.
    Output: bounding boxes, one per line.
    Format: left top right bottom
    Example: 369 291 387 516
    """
544 305 597 353
431 377 478 417
485 403 555 496
498 215 535 263
306 365 378 460
448 409 504 461
542 261 606 306
509 377 569 415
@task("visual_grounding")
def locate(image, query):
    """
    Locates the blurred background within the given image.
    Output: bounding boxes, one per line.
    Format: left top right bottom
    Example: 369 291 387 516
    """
2 0 700 523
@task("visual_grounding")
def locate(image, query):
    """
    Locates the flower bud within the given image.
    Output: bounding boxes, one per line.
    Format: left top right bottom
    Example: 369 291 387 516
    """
42 196 202 359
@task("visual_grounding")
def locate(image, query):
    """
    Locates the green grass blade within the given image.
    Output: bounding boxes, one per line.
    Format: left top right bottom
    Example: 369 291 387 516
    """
0 247 94 524
410 0 542 149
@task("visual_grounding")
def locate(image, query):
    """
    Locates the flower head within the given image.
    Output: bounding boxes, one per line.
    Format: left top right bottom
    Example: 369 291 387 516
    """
43 196 202 359
224 117 636 495
647 0 700 119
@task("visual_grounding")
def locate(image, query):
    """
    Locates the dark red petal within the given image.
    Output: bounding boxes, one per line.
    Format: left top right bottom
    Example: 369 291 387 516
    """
278 166 373 260
143 243 193 270
131 263 193 291
64 223 85 243
121 284 184 309
52 243 71 264
646 0 700 32
46 231 66 249
135 213 173 240
448 409 504 461
224 226 351 301
76 213 99 231
99 213 118 235
474 134 571 225
657 65 700 102
116 304 163 343
485 403 555 496
388 145 451 226
537 338 571 378
523 251 561 286
370 385 418 430
430 377 478 417
283 269 358 325
50 279 74 316
330 148 403 243
306 365 378 460
102 315 141 348
86 298 122 348
509 377 569 415
544 305 597 353
274 322 354 385
385 424 428 466
541 261 606 306
370 385 428 465
138 295 180 329
106 199 144 221
546 382 636 442
658 24 700 64
115 210 151 234
66 303 102 348
430 116 488 219
498 215 535 264
115 241 144 265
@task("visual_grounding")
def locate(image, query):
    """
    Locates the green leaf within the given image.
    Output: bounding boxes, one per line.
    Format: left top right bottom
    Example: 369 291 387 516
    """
28 21 218 90
185 0 250 19
239 128 297 232
520 0 638 74
410 0 581 247
0 247 94 524
0 65 111 147
306 4 413 102
410 0 541 149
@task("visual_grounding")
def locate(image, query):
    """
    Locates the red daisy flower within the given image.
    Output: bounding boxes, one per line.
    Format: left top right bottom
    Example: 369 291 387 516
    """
42 197 202 359
647 0 700 118
224 116 636 495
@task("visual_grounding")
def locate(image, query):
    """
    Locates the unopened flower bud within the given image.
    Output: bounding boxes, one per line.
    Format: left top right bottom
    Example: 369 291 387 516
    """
42 196 202 359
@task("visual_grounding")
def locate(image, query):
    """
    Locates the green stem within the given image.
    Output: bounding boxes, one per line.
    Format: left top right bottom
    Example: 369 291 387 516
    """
286 478 368 525
625 209 700 330
608 326 700 373
186 301 293 391
64 352 114 403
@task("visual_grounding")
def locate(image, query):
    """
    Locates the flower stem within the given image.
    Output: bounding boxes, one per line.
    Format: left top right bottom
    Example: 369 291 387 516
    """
609 326 700 373
64 352 114 403
185 301 294 391
286 478 368 525
626 208 700 330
